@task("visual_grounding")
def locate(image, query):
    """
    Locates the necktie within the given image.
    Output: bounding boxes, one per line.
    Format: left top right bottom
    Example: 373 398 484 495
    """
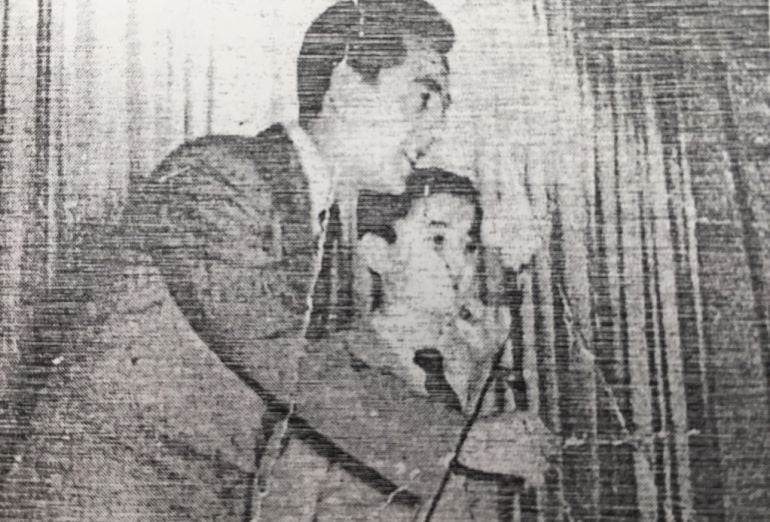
413 348 463 413
306 204 354 339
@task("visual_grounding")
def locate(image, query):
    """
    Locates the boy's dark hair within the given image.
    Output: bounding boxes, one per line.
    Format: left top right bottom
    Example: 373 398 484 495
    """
297 0 455 129
357 167 483 246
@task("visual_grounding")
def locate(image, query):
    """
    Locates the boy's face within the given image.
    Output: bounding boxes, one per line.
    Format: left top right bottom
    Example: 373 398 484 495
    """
389 193 479 323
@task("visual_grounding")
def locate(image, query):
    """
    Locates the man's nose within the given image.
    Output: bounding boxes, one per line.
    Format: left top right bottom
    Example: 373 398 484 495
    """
416 113 445 155
412 133 437 164
425 116 446 150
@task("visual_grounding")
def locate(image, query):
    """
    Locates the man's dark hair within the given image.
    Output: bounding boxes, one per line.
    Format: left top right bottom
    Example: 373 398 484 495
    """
297 0 455 129
357 167 483 246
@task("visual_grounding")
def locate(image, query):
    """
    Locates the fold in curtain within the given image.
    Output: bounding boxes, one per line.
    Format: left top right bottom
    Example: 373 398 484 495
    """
1 0 767 519
442 1 732 518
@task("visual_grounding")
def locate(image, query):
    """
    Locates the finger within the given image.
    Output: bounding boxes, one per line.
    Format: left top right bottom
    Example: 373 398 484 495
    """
462 298 486 321
453 316 484 351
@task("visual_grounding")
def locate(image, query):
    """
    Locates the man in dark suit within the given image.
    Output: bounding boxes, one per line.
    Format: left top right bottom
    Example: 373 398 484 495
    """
2 1 541 519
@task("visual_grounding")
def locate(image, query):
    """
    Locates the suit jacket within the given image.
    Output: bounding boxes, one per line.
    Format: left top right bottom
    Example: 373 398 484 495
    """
2 251 264 520
262 324 506 521
3 124 469 518
130 124 469 496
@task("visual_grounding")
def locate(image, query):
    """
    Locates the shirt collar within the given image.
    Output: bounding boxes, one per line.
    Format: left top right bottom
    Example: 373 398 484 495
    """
286 123 334 235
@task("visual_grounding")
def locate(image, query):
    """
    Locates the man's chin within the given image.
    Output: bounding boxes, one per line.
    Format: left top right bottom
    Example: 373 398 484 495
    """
385 154 413 193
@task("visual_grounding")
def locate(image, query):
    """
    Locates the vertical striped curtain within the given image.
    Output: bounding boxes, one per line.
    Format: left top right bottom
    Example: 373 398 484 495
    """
443 1 718 518
1 0 768 519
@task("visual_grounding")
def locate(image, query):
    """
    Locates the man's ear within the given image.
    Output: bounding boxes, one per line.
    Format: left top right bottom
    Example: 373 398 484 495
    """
325 59 368 119
358 233 391 275
321 87 338 117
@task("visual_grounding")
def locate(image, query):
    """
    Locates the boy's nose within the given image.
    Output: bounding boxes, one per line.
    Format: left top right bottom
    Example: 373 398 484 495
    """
451 274 461 292
443 257 465 291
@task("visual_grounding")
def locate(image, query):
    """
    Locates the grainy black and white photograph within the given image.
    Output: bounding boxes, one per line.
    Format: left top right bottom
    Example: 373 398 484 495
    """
0 0 768 520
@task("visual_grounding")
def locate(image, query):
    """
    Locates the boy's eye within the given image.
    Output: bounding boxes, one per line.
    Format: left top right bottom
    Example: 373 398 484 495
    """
465 243 478 254
432 234 445 247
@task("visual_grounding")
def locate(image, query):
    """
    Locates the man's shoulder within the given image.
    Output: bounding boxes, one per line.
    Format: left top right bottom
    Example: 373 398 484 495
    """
128 122 310 231
158 124 293 169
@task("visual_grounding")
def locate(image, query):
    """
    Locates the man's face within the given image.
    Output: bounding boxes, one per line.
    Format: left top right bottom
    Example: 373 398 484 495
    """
389 193 478 323
332 37 450 193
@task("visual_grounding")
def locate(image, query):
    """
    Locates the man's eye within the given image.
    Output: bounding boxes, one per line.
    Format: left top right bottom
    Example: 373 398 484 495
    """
432 234 445 247
465 243 478 254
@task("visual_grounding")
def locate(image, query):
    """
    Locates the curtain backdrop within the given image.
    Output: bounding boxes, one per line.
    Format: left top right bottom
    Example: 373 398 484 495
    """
1 0 768 519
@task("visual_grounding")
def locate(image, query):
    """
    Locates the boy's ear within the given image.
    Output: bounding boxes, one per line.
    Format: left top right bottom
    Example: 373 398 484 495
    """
358 233 391 274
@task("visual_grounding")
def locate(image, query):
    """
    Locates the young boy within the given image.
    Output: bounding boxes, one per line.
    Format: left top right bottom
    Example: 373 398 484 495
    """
258 168 555 521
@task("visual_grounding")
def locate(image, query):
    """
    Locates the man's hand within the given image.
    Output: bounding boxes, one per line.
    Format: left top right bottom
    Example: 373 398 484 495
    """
459 411 559 488
452 299 511 363
435 301 511 409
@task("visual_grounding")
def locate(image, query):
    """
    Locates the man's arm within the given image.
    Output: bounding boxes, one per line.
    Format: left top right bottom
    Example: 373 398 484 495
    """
127 135 466 499
296 336 465 499
3 352 252 521
223 334 465 500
